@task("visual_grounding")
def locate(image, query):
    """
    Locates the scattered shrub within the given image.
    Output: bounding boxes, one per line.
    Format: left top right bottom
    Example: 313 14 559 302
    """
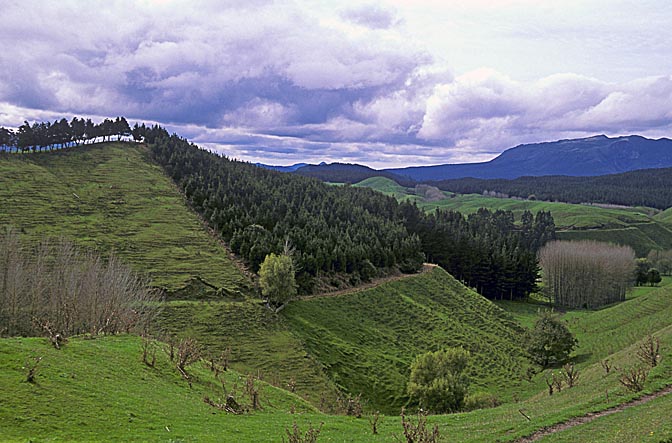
463 392 501 411
636 335 661 368
619 367 648 392
283 421 323 443
398 408 440 443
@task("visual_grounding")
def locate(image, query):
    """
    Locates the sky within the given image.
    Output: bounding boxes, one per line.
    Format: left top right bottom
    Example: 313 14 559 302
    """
1 0 671 168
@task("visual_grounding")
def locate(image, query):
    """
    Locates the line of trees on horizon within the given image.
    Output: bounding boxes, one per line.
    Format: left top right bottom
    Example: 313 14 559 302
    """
0 117 147 153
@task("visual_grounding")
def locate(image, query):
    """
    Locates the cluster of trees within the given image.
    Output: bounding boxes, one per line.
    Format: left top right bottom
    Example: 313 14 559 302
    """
539 240 635 308
0 227 157 337
429 167 672 210
635 259 663 286
0 117 143 153
646 249 672 276
403 206 556 300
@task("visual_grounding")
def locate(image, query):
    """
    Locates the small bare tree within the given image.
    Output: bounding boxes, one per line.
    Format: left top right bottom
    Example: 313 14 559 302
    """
397 408 440 443
176 337 201 383
636 335 661 368
600 359 612 375
562 363 580 388
619 367 648 392
342 393 363 418
23 356 43 383
283 421 324 443
141 335 157 367
245 374 262 410
368 411 383 435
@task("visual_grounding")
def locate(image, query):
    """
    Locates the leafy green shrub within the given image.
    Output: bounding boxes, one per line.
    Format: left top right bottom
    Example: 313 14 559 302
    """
463 392 501 412
525 311 577 367
407 348 470 413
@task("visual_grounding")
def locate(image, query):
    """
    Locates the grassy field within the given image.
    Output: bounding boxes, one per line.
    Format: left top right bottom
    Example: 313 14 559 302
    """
1 279 671 442
282 267 530 414
156 300 342 409
0 144 250 296
355 176 672 256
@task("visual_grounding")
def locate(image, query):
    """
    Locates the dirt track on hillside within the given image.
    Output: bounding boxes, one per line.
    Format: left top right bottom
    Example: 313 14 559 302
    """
297 263 438 301
515 384 672 442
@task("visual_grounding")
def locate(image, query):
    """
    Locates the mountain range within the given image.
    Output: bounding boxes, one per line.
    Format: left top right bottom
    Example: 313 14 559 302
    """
258 135 672 182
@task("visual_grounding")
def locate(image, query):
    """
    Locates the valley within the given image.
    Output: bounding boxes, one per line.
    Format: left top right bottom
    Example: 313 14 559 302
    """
1 137 671 442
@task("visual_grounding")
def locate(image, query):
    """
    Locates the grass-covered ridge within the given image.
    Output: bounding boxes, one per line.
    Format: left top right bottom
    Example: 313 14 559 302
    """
0 143 250 295
283 267 529 413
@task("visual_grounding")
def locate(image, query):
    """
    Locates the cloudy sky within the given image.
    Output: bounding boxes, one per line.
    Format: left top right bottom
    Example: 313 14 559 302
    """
1 0 671 167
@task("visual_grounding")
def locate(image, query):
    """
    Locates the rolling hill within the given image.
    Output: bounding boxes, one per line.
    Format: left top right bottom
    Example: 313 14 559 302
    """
386 135 672 180
283 267 529 413
0 142 251 297
1 140 672 442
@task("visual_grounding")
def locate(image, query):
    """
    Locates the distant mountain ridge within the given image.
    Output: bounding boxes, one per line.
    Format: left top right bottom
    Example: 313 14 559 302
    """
385 135 672 181
255 162 308 172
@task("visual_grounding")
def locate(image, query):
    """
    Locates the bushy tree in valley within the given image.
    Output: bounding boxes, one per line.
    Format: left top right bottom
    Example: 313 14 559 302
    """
259 252 297 309
525 311 577 368
407 348 470 413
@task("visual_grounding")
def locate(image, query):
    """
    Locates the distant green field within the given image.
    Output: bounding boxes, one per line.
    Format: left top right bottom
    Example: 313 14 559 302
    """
283 267 530 413
0 144 250 295
356 176 672 255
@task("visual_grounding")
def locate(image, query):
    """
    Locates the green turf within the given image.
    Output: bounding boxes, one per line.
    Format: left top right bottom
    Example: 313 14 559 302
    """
2 283 671 442
282 267 530 414
0 143 250 295
540 394 672 442
156 300 342 410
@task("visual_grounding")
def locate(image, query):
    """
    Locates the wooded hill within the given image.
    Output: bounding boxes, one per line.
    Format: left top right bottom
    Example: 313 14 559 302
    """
141 124 554 299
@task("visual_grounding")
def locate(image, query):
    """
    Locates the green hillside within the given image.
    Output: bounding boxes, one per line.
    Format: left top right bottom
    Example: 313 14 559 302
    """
0 143 250 296
156 300 342 409
356 176 672 255
655 207 672 224
282 267 529 413
1 275 671 442
0 335 325 442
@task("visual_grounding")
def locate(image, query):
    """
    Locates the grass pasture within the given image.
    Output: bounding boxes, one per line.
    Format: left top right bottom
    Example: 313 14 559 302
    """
355 176 672 255
1 278 671 442
0 143 250 295
283 267 530 413
156 300 342 409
